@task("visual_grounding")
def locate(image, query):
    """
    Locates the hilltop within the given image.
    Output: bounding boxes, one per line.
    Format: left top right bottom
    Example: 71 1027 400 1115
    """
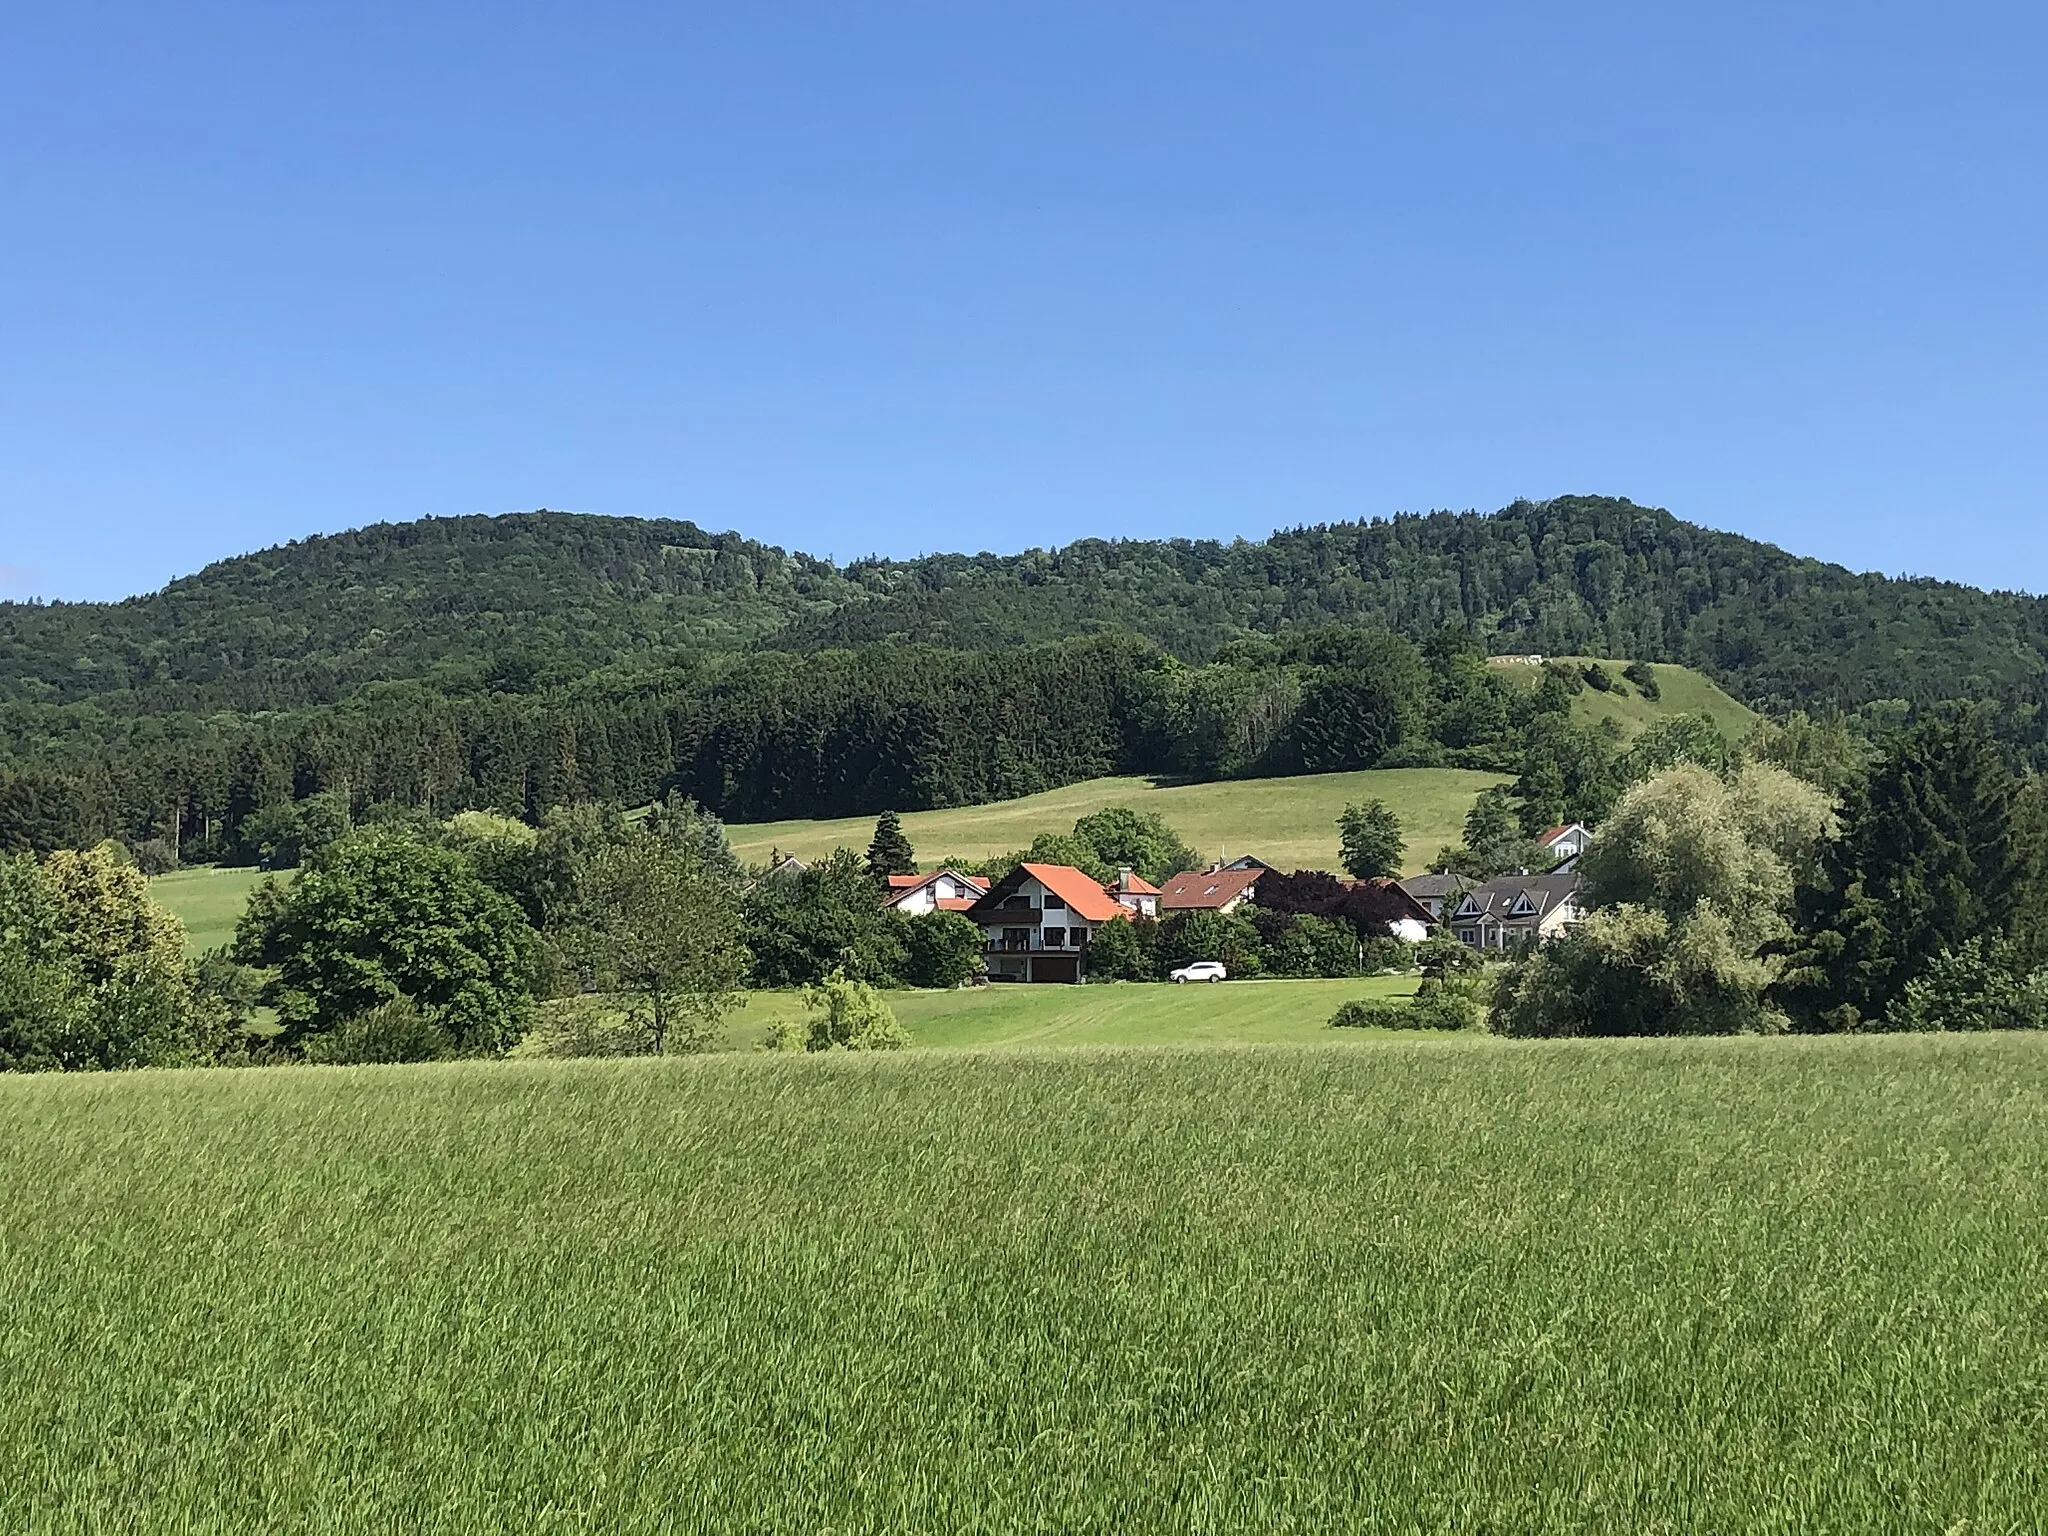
1 494 2037 857
7 495 2047 716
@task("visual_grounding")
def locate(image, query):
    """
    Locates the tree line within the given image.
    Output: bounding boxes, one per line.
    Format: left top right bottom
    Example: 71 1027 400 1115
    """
3 628 1682 860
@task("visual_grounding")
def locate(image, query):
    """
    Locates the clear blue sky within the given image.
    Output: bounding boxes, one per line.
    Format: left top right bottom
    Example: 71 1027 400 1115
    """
3 1 2044 601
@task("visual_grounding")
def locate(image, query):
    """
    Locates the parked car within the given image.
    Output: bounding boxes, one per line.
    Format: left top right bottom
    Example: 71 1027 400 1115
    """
1169 960 1228 984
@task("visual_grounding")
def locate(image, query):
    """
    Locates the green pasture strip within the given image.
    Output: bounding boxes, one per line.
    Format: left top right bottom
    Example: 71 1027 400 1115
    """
147 865 281 956
3 1035 2044 1531
725 766 1511 875
727 974 1425 1050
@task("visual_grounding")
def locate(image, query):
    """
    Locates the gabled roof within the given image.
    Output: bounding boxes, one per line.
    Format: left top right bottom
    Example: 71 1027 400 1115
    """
1447 874 1580 924
1113 870 1161 896
1350 878 1438 929
1022 863 1124 922
1159 866 1261 910
879 868 991 910
1399 872 1472 899
964 863 1123 924
1537 823 1588 847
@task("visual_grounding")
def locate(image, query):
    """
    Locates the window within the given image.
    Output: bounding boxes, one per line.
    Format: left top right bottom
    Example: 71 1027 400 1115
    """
1044 927 1066 948
1075 927 1090 947
1458 929 1479 947
1043 893 1066 910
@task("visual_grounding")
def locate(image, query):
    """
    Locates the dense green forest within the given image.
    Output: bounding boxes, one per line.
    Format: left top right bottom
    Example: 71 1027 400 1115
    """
5 494 2047 854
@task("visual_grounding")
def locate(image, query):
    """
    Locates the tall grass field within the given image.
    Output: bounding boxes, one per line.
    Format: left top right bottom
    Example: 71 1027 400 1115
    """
4 1036 2044 1531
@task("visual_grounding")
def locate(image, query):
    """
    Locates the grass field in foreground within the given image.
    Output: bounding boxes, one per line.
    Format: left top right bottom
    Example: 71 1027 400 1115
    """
726 974 1424 1050
726 766 1512 874
4 1036 2045 1531
147 865 281 956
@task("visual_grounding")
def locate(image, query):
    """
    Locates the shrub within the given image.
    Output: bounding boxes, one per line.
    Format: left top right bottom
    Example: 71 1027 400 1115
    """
772 971 911 1052
901 911 985 989
1259 913 1360 978
1886 939 2048 1032
1358 935 1410 974
131 839 180 876
1623 660 1661 700
1581 663 1618 693
1087 914 1157 981
1414 937 1482 978
1331 979 1479 1031
304 999 456 1064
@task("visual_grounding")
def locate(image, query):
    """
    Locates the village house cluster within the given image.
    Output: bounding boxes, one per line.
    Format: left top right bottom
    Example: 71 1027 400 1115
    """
840 823 1590 984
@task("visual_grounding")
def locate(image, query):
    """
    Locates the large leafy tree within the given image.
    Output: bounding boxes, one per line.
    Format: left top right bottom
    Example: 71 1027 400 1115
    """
0 845 225 1072
899 911 985 989
561 834 749 1054
1496 763 1835 1037
263 829 541 1053
1070 807 1196 885
1779 714 2023 1031
1337 801 1404 880
742 849 907 988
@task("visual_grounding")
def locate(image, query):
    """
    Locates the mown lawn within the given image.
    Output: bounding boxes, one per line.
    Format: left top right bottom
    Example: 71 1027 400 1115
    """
728 974 1425 1050
725 766 1511 874
3 1035 2044 1531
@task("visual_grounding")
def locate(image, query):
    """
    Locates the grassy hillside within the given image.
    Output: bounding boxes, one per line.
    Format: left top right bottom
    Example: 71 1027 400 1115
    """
4 1036 2044 1530
727 767 1511 875
1492 656 1758 741
149 865 279 956
723 975 1423 1051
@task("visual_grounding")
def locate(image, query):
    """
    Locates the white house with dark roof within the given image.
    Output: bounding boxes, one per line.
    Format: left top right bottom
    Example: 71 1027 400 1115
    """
1440 873 1582 950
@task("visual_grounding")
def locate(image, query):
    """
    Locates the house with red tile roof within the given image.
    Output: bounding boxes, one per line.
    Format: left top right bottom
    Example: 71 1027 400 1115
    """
1158 864 1262 914
1110 868 1161 919
880 869 989 916
963 862 1124 983
1536 823 1591 863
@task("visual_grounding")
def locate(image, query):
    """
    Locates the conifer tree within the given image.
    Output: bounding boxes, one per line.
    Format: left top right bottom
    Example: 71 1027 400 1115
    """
864 810 917 884
1780 715 2020 1030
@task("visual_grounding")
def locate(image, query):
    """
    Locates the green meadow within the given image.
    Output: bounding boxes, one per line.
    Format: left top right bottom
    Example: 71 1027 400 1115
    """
726 766 1512 874
3 1035 2044 1532
1491 656 1758 741
724 974 1424 1050
148 864 279 956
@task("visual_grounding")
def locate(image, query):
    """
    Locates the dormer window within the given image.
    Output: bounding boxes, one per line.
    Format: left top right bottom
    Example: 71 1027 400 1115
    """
1455 896 1482 918
1509 894 1537 918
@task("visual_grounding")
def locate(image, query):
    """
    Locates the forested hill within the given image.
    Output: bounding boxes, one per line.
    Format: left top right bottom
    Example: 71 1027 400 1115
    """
5 495 2047 715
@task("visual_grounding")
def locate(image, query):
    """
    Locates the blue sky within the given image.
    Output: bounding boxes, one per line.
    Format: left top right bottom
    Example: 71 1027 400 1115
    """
3 1 2044 601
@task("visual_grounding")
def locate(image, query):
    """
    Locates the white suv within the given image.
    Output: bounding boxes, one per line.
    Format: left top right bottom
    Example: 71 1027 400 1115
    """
1168 960 1228 984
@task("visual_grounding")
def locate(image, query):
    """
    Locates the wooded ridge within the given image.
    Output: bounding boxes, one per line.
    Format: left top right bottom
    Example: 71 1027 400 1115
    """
4 494 2046 856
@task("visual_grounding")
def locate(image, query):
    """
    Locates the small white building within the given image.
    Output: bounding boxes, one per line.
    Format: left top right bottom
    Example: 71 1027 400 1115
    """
881 869 989 916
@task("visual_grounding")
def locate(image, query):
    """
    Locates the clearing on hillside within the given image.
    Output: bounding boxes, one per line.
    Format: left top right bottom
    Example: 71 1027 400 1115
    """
725 766 1511 874
148 865 282 956
1489 656 1757 741
2 1036 2042 1530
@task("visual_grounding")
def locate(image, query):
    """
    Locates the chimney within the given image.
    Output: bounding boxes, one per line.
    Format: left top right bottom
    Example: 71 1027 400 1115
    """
1117 866 1133 888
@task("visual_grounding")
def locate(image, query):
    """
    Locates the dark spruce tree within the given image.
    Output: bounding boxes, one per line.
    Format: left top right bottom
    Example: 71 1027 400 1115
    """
865 811 917 884
1779 714 2022 1031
